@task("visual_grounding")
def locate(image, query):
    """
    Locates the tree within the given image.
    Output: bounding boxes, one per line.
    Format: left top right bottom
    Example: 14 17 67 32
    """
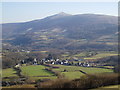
114 65 120 73
46 54 53 60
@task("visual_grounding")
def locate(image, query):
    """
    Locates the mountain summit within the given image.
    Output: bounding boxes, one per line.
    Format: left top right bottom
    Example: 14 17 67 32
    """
57 12 71 16
48 12 71 19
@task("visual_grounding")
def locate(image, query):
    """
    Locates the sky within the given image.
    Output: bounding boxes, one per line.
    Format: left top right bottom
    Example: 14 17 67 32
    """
1 2 118 23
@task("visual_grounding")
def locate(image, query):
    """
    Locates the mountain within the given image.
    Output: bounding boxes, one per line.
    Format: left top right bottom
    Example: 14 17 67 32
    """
2 13 118 50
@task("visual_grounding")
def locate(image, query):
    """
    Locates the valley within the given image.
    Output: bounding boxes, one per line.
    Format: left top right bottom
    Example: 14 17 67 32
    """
1 13 119 89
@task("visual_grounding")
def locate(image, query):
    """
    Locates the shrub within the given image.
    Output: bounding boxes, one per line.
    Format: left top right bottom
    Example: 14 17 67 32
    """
69 73 119 88
37 73 120 89
37 78 70 88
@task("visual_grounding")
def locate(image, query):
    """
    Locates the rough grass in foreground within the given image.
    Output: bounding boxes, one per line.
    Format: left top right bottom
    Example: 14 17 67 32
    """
2 84 35 88
91 84 120 90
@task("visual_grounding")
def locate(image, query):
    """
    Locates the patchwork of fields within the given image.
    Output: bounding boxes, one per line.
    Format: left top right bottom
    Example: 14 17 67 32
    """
2 64 113 81
84 53 118 60
62 51 118 60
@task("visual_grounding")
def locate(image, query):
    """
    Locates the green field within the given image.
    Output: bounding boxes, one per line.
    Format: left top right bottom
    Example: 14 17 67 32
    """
61 72 84 79
84 53 118 60
2 68 19 81
21 65 57 80
62 51 118 60
2 68 18 78
2 65 114 81
52 65 113 79
74 52 87 57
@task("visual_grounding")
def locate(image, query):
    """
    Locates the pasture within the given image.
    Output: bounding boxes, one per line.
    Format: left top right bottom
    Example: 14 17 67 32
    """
21 65 57 80
84 53 118 60
2 68 19 81
2 65 113 81
2 68 18 78
52 65 113 79
62 51 118 60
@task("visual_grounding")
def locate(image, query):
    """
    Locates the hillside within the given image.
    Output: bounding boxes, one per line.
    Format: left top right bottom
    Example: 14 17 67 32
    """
2 12 118 50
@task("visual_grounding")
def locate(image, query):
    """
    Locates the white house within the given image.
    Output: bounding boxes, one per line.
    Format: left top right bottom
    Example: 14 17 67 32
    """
34 58 37 62
61 62 63 65
15 64 21 68
52 62 55 64
56 59 59 61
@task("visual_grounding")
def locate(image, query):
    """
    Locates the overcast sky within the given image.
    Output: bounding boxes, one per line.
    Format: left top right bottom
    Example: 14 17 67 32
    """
1 2 118 23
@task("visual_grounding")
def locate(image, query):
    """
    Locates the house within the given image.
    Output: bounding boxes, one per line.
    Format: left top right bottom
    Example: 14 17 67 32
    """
60 60 69 65
21 49 25 52
26 51 30 53
61 62 63 65
33 63 38 65
55 61 61 64
50 59 54 61
78 62 81 66
20 60 25 64
33 58 38 65
56 59 59 61
79 62 84 66
34 58 37 62
51 61 55 65
83 63 90 67
15 63 21 68
78 62 90 67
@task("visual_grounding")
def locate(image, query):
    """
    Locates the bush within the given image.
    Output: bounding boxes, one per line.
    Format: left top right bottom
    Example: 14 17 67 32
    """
13 67 22 77
37 78 70 88
37 73 120 89
114 65 120 73
69 73 119 88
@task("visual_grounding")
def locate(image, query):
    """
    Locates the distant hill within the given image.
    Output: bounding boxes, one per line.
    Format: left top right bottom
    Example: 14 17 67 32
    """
2 12 118 50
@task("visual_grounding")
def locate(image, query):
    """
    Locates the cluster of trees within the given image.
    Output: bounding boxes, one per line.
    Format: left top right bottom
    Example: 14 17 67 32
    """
2 52 28 69
37 73 120 88
94 56 118 66
2 49 61 69
114 65 120 73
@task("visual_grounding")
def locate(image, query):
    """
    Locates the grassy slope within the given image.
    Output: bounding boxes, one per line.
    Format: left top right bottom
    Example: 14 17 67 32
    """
21 65 57 80
2 68 18 78
61 72 84 79
62 51 118 60
2 68 19 81
2 65 113 80
84 53 118 60
53 65 113 73
52 65 113 79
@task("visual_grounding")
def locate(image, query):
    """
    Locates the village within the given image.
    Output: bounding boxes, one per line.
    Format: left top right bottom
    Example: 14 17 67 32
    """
15 57 98 68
